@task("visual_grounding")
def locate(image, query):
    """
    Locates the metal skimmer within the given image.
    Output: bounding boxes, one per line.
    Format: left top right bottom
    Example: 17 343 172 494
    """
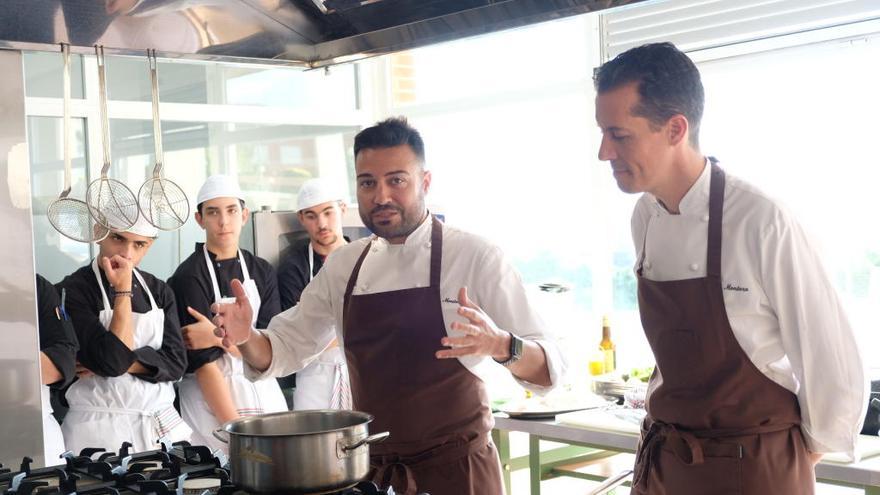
137 48 189 231
47 43 109 243
86 45 139 231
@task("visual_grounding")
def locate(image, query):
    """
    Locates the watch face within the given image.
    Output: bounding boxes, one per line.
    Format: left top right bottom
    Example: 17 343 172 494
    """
511 334 524 359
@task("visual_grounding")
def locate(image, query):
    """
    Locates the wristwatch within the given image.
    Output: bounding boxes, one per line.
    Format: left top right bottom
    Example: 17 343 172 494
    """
494 332 524 367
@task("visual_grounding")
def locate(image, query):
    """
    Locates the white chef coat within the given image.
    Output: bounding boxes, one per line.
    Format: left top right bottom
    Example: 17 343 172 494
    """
247 216 567 395
632 160 867 459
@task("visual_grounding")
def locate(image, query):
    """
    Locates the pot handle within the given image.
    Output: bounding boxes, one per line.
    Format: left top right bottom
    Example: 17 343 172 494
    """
341 431 390 452
212 428 229 444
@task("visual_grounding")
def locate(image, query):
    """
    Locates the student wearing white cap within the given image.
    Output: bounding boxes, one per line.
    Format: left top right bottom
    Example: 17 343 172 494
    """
57 215 192 454
276 178 351 410
167 175 286 452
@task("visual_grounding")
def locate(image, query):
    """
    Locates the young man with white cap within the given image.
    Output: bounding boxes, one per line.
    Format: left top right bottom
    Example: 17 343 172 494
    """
276 178 351 410
57 215 192 454
167 175 286 452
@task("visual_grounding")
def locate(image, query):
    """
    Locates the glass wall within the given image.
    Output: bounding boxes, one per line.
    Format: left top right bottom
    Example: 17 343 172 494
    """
25 54 362 283
378 10 880 391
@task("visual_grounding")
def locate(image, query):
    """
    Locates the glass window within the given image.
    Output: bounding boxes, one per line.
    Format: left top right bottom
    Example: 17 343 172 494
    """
24 52 85 99
25 51 363 282
698 34 880 366
391 15 592 107
27 116 92 283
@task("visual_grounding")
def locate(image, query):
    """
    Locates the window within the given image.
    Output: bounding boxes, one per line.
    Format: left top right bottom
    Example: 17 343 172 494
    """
25 53 363 282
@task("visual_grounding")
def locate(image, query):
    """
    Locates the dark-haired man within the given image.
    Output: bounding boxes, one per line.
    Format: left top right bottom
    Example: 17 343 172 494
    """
212 117 566 495
168 175 287 453
58 216 191 454
594 42 865 494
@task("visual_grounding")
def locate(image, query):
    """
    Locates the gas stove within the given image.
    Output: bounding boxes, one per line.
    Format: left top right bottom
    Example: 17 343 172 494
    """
0 442 399 495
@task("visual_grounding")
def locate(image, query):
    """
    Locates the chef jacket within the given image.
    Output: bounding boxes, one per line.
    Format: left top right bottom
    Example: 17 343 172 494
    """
167 243 281 373
36 274 78 388
57 263 187 382
247 215 567 394
632 160 867 459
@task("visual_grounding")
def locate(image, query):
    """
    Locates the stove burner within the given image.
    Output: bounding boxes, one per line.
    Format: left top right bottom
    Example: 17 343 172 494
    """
0 443 411 495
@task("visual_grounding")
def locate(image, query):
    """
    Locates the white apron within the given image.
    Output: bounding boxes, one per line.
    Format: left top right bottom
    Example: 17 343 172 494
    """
62 260 192 455
293 243 351 411
179 246 287 453
41 385 65 465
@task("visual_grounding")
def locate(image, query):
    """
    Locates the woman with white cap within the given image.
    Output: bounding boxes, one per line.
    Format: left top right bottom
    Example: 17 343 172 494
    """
57 216 191 454
276 178 351 410
168 175 287 453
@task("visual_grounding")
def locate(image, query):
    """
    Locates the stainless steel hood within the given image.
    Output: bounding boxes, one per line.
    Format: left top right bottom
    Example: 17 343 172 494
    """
0 0 650 67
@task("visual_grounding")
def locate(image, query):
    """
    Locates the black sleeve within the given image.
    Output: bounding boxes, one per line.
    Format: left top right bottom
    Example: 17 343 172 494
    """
277 252 309 311
255 261 281 329
167 263 224 374
130 281 188 383
58 270 137 377
36 275 78 388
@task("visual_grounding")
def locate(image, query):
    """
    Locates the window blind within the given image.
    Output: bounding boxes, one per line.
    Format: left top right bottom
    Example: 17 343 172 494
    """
601 0 880 59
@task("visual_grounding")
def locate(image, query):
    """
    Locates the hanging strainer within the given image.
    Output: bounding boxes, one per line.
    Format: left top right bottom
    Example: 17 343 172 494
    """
86 45 139 232
47 43 109 243
137 49 189 231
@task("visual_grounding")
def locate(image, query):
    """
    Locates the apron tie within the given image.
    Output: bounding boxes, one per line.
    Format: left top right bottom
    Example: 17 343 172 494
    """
372 457 418 495
371 432 491 495
633 420 705 491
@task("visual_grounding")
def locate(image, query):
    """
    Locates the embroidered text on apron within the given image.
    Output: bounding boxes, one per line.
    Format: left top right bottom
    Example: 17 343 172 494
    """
179 246 287 453
343 216 504 495
63 260 191 454
631 162 814 494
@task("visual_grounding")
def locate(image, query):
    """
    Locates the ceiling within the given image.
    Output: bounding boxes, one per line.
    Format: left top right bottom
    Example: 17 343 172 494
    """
0 0 651 67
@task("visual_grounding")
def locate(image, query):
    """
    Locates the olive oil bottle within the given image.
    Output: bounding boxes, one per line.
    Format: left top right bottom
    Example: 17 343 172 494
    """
599 315 616 373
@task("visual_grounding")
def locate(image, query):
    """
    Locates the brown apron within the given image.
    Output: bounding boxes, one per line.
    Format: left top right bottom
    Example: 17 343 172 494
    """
631 162 815 495
343 216 504 495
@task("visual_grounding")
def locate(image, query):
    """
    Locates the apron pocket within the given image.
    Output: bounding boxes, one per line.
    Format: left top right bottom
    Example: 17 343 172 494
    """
656 445 742 495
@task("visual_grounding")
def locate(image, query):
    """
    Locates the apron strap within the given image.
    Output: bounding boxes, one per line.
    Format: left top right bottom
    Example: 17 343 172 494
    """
707 158 725 279
344 241 373 300
428 215 443 289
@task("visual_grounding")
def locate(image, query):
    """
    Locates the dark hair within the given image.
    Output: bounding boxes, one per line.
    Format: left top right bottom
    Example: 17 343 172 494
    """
354 117 425 165
594 42 704 147
197 198 246 215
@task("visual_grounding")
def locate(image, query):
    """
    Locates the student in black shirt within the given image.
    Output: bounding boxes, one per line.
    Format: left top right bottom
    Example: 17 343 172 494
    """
57 217 191 454
276 178 351 410
168 175 286 452
35 274 78 463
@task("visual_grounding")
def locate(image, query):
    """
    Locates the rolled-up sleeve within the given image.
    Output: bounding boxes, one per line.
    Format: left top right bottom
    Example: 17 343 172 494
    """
760 209 867 460
59 275 137 377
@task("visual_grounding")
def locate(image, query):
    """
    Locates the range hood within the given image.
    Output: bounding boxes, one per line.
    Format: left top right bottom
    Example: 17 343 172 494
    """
0 0 649 67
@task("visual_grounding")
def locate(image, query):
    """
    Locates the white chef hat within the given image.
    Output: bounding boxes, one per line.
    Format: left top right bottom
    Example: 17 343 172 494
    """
296 178 345 212
123 214 159 238
197 175 245 205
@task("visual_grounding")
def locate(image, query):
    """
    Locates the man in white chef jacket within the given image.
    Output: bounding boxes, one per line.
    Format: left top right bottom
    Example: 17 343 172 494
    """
212 117 566 495
594 42 867 494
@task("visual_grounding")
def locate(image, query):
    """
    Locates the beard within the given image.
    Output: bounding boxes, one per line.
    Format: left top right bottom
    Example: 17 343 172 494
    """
360 197 427 241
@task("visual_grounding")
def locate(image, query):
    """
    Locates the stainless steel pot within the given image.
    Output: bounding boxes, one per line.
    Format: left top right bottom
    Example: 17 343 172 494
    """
213 410 389 494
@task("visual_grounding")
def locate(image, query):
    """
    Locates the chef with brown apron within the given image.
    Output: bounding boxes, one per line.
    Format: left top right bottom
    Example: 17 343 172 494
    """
594 42 866 495
211 117 566 495
631 163 814 494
